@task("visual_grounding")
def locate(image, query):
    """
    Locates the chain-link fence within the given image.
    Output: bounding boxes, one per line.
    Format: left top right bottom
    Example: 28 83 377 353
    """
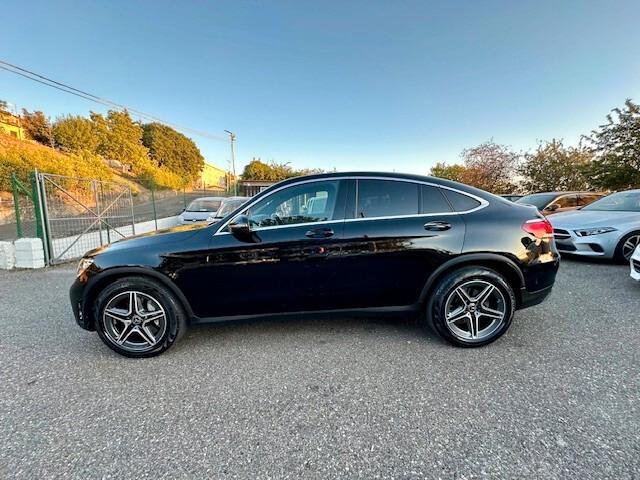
1 170 232 263
0 173 41 241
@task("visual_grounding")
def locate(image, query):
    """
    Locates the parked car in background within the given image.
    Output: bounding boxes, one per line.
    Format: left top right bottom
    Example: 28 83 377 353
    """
500 194 523 202
515 191 605 215
630 245 640 281
207 196 249 222
70 172 559 357
178 197 225 225
550 190 640 262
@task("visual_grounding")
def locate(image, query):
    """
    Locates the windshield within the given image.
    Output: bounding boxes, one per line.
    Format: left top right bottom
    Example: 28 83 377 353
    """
515 193 558 209
215 198 248 218
186 198 222 212
582 191 640 212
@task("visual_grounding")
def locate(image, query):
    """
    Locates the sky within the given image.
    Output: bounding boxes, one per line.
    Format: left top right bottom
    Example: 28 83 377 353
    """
2 0 640 175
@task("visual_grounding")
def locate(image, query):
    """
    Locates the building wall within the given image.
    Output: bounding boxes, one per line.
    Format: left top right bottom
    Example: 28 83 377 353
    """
200 163 227 190
0 112 25 140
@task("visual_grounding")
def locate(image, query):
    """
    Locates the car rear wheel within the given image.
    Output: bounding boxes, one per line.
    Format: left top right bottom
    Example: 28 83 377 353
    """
94 276 187 358
615 231 640 263
427 266 515 347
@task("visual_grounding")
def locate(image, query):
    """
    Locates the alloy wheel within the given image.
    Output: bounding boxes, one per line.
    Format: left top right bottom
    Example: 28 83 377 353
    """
102 291 167 353
444 280 507 342
622 235 640 261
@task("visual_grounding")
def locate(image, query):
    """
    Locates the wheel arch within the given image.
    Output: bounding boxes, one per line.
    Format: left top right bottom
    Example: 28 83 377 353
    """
83 267 195 329
419 253 526 308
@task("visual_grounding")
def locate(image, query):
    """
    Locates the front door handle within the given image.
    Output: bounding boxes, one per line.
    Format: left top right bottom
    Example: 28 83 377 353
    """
423 221 452 231
305 227 334 238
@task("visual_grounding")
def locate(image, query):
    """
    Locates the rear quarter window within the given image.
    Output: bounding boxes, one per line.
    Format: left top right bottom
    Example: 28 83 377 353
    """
442 189 481 212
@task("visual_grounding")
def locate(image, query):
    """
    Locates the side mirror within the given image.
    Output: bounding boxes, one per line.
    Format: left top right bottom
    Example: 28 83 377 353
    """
228 215 255 242
545 203 560 212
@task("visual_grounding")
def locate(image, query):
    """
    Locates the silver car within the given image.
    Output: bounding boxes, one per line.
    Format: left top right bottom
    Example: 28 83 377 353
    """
549 190 640 262
178 197 225 225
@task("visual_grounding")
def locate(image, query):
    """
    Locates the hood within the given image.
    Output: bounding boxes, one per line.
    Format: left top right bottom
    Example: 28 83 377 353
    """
549 210 640 229
84 223 208 257
181 210 215 221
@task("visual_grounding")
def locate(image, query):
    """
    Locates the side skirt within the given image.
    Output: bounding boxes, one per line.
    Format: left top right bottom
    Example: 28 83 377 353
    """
190 305 421 326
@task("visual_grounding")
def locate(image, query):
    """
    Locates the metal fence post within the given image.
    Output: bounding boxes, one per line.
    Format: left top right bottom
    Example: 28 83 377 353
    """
92 180 104 246
11 173 23 238
129 187 136 236
31 170 51 265
151 181 158 231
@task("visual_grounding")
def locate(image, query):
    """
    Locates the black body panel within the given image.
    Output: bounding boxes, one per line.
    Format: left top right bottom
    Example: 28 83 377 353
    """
70 172 559 331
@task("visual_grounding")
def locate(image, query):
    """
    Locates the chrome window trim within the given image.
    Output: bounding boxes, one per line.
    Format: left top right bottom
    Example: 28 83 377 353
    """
214 175 488 235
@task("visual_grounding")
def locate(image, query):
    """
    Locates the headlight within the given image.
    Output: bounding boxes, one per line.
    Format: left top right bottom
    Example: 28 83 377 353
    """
77 257 94 276
206 215 214 223
574 227 617 237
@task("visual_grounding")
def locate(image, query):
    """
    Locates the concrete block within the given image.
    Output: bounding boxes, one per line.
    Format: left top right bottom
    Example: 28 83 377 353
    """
14 237 46 269
0 241 15 269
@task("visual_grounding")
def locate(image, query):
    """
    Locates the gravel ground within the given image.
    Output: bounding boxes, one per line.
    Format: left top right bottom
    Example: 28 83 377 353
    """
0 259 638 479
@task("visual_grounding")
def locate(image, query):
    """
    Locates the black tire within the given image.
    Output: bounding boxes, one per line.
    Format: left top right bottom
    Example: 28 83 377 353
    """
426 266 515 347
94 276 187 358
614 231 640 264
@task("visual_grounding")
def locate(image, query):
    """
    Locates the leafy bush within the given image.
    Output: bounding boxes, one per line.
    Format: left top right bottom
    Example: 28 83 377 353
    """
0 133 112 191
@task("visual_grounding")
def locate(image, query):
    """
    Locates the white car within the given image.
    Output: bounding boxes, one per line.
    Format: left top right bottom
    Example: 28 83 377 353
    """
178 197 224 225
549 190 640 262
631 245 640 281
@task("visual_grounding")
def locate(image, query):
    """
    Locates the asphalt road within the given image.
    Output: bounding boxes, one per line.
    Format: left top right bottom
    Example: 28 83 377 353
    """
0 259 638 479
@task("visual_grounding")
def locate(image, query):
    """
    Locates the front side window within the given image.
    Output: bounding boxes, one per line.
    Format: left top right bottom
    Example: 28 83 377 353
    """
245 180 339 227
357 179 419 218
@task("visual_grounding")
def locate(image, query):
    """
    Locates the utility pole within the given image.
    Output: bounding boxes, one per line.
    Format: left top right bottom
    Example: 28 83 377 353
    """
224 130 237 195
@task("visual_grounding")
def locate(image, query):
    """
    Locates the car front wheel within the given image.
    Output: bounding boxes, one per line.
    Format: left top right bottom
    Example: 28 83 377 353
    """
427 266 515 347
94 276 187 358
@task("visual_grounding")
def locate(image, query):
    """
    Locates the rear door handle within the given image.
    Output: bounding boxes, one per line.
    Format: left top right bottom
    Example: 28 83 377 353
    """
305 227 334 238
423 221 451 231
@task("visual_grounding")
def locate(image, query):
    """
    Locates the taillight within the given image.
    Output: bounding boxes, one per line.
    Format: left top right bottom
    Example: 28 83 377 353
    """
522 218 553 239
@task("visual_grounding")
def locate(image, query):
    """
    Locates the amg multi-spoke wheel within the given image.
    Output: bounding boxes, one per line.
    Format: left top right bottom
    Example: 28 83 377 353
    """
95 277 186 357
617 232 640 263
103 291 167 352
427 266 515 347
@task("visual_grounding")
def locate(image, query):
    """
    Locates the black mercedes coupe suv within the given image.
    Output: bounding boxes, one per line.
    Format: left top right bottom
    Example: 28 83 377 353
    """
70 172 559 357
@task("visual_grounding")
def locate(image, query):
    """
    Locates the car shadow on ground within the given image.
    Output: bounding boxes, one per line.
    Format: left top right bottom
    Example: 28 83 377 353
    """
176 313 449 352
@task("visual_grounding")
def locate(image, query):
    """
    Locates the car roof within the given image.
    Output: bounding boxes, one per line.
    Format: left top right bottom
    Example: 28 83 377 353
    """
525 191 604 196
270 171 494 199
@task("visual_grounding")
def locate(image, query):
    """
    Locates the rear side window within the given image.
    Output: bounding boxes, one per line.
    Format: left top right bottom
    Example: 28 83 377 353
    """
556 195 577 208
421 185 452 214
357 180 419 218
442 189 481 212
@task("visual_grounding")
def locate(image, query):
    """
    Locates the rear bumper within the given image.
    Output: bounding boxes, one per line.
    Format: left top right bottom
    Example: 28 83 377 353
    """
519 284 554 309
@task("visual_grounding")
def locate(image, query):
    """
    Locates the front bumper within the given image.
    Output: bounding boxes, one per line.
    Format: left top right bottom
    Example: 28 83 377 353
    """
70 277 94 331
553 228 618 259
631 247 640 281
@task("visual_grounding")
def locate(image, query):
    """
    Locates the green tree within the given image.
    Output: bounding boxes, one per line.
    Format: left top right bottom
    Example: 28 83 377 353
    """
52 115 100 153
429 162 467 182
90 110 149 172
21 109 53 146
585 99 640 190
141 123 204 181
460 141 519 194
241 158 317 181
519 139 593 192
